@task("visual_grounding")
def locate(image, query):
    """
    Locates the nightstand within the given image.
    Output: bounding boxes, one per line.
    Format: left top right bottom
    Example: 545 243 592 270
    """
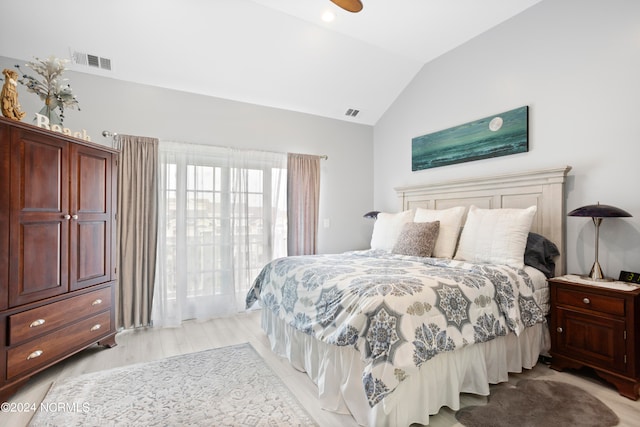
548 275 640 400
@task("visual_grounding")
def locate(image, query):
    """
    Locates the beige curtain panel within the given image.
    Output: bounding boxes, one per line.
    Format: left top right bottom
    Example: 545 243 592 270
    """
114 134 159 329
287 153 321 256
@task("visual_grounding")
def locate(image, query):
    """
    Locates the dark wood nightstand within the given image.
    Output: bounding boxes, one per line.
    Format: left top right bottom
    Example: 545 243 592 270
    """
548 275 640 399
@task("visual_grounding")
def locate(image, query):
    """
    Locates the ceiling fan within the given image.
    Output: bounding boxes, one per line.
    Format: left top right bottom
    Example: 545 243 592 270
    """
330 0 363 13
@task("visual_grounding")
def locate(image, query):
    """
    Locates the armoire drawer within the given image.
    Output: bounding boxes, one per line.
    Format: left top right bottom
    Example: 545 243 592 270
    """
8 287 112 346
6 310 111 379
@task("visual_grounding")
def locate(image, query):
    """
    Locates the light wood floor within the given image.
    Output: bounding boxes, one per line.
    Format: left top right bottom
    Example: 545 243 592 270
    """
2 310 639 427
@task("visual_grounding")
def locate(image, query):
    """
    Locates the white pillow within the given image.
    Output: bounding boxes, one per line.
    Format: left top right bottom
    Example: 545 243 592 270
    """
454 205 537 269
370 210 414 251
414 206 466 258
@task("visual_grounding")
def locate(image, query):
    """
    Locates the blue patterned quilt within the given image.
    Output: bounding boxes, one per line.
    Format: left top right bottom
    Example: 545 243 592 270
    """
246 249 546 407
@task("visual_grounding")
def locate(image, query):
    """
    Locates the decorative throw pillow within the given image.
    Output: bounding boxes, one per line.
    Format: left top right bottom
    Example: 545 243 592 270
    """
392 221 440 257
454 205 537 269
414 206 466 258
370 210 414 251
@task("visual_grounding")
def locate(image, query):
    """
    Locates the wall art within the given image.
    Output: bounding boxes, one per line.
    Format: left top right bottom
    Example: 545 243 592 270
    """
412 106 528 171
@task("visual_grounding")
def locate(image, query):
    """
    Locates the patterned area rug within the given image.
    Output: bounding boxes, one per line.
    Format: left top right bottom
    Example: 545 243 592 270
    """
455 379 619 427
29 343 317 426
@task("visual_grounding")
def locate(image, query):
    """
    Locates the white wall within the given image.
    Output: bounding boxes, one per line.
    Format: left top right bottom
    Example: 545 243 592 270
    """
374 0 640 277
0 55 374 254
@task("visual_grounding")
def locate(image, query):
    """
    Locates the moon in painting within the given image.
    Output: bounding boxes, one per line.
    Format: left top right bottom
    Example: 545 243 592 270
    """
489 117 503 131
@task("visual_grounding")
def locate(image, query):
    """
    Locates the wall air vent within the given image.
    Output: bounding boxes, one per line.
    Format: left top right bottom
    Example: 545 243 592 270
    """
345 108 360 117
99 57 112 71
87 54 100 68
70 49 112 72
72 51 88 66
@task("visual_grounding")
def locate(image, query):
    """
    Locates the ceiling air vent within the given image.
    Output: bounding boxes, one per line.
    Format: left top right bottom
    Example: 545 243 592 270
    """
70 49 112 72
345 108 360 117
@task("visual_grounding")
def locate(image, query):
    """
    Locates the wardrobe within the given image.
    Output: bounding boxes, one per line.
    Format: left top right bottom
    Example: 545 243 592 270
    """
0 116 117 401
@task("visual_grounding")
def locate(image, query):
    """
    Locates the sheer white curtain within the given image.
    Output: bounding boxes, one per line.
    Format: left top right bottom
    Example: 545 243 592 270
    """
153 141 287 327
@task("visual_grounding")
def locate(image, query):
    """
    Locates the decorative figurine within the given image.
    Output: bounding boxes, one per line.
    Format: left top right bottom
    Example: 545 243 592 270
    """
1 68 26 121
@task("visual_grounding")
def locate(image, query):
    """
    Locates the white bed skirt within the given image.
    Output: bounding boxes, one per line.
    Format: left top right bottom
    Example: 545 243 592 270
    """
261 308 551 427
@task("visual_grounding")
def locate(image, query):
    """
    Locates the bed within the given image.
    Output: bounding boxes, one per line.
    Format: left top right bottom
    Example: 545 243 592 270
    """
246 166 572 426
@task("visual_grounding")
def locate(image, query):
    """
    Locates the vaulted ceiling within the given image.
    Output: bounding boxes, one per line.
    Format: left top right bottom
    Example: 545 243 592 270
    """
1 0 542 125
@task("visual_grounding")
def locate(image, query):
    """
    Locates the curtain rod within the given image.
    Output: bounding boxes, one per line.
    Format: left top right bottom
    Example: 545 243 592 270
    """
104 131 328 159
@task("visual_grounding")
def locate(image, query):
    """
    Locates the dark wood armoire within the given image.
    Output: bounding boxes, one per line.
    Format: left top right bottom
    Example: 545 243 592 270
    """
0 116 118 401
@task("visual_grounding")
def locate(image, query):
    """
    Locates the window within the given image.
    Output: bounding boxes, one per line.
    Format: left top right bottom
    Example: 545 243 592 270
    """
153 142 287 326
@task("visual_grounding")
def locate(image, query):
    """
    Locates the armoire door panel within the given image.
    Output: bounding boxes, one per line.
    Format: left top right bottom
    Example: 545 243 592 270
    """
20 138 65 212
72 220 107 289
20 222 67 294
70 145 112 291
76 152 107 213
9 129 70 306
21 222 61 289
10 215 70 306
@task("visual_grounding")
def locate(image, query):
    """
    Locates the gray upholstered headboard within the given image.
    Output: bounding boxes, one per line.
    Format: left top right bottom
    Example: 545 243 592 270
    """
395 166 572 275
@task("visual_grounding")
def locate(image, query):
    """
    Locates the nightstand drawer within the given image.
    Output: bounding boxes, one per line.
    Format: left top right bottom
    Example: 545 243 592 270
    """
555 287 625 316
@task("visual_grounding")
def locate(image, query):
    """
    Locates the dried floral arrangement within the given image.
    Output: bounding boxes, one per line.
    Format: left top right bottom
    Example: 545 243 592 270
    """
15 55 80 124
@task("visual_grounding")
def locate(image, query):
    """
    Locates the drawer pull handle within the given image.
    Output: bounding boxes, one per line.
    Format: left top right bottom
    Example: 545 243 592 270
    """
27 350 43 360
92 299 103 306
557 327 563 333
29 319 46 328
583 297 591 304
90 324 102 332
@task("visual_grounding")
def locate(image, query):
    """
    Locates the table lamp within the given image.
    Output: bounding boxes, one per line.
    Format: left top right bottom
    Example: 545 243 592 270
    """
568 202 632 281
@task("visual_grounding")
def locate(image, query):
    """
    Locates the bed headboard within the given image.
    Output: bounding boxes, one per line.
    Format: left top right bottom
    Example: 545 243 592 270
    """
395 166 572 275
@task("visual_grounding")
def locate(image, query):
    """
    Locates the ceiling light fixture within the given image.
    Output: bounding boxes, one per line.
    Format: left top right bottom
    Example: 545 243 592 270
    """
330 0 363 13
321 10 336 22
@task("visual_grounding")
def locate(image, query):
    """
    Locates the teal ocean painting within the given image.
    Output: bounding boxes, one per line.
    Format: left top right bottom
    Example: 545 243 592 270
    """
412 106 528 171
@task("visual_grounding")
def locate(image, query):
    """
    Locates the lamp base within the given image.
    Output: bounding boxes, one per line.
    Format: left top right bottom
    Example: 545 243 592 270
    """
581 260 614 282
